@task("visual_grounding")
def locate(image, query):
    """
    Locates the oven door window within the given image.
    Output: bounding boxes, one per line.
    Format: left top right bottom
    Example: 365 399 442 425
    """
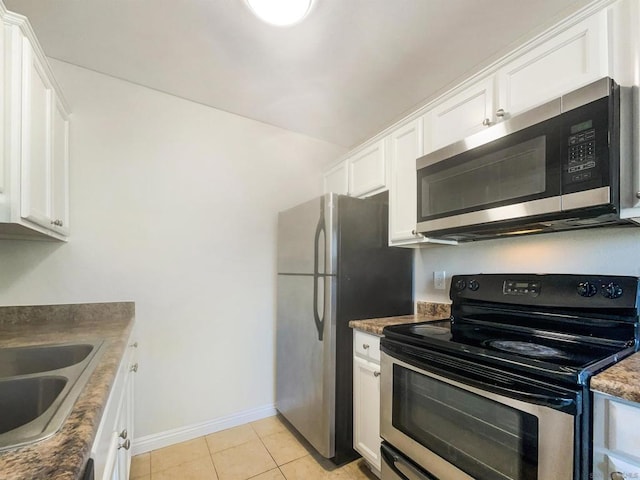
393 364 538 480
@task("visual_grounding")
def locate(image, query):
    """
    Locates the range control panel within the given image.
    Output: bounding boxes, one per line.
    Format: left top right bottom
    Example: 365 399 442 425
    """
450 274 639 309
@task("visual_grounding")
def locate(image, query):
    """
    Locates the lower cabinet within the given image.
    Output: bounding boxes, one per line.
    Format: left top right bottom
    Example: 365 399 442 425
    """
592 392 640 480
92 334 138 480
353 330 381 476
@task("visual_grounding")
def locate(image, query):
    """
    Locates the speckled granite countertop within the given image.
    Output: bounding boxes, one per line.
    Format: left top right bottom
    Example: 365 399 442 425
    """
0 302 135 480
349 302 451 335
591 352 640 403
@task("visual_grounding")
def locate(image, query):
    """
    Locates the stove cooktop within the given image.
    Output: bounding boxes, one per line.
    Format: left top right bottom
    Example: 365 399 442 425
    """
383 273 640 387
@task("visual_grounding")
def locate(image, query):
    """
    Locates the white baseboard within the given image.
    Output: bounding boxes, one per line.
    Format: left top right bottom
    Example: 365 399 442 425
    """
131 403 277 455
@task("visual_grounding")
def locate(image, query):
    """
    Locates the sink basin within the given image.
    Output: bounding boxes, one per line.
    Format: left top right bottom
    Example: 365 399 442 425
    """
0 340 104 450
0 343 94 378
0 376 68 434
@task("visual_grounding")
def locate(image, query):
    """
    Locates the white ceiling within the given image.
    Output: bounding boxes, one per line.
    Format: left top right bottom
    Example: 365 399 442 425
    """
5 0 589 148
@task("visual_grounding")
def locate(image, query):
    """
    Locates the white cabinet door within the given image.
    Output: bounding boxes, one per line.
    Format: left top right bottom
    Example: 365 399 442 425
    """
51 97 70 235
92 336 138 480
424 76 495 154
0 16 70 240
20 38 53 230
592 393 640 480
389 119 423 244
323 161 349 195
497 11 608 119
0 17 5 197
348 139 387 198
353 355 381 473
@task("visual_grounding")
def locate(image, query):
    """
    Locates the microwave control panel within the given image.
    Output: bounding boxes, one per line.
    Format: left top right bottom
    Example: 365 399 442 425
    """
567 120 597 184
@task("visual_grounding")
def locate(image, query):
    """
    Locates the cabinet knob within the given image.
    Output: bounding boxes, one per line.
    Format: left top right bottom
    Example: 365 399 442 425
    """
129 341 138 348
374 371 381 377
496 108 506 118
362 344 369 350
482 118 491 126
610 473 625 480
50 219 64 227
118 439 131 450
119 429 128 440
411 229 424 237
130 363 139 373
635 191 640 199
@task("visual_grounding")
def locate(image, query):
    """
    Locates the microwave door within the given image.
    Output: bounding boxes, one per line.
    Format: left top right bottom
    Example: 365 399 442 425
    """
417 132 562 235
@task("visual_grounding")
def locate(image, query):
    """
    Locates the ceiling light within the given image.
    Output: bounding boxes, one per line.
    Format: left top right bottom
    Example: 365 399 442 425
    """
245 0 313 26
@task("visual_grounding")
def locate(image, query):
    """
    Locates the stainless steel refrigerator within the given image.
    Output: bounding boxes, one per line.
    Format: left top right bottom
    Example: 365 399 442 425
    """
276 192 413 464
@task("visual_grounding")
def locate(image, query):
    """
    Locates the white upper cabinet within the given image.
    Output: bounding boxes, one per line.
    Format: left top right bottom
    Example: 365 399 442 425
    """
348 139 387 198
323 161 349 195
389 119 423 244
1 9 70 240
323 139 388 198
424 76 496 154
497 11 608 119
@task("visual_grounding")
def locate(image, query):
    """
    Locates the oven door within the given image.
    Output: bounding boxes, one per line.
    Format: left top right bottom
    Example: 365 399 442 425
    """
380 348 580 480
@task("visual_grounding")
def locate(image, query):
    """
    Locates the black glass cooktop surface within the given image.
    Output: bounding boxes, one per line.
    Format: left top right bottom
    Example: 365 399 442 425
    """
383 318 635 385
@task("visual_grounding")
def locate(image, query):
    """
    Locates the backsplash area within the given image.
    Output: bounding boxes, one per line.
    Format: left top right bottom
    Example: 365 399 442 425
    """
416 301 450 318
415 226 640 303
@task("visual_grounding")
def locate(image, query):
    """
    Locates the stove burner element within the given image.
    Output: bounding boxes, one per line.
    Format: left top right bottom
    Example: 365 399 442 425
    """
487 340 566 359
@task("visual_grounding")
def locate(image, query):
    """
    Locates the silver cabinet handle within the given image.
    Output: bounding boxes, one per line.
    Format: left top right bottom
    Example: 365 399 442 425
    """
362 344 369 350
119 429 128 439
374 371 381 377
635 192 640 199
50 219 64 227
130 363 138 373
611 473 625 480
482 118 491 126
118 439 131 450
411 229 424 237
496 108 506 118
129 341 138 348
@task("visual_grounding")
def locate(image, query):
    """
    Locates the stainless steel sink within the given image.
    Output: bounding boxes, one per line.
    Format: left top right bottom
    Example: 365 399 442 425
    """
0 340 104 451
0 343 94 378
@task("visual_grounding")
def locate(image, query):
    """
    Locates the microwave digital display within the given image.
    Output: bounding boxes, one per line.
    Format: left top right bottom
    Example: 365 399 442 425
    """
570 120 593 134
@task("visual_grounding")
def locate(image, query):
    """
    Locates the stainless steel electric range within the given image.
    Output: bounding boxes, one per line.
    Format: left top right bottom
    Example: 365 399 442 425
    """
380 273 640 480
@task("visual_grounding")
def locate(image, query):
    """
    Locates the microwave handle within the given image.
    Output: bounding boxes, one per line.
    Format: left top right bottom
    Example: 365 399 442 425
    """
381 443 438 480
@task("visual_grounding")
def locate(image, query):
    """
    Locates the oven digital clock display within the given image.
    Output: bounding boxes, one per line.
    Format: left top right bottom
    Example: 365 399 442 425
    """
503 280 540 296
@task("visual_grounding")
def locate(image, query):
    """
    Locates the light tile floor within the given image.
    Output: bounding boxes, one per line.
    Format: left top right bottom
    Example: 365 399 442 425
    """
131 415 378 480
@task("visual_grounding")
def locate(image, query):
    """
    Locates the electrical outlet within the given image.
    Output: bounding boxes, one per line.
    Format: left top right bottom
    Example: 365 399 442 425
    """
434 271 446 290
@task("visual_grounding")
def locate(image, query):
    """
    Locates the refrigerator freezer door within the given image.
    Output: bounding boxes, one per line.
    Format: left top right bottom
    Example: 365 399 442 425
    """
276 273 337 458
277 194 337 276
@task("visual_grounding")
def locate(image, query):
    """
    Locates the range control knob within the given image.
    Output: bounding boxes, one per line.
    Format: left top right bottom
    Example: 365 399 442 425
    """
577 281 597 297
468 279 480 291
454 279 466 291
601 282 623 299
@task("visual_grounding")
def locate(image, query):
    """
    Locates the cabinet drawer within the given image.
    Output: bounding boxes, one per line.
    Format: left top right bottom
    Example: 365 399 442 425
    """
605 453 640 479
354 330 381 363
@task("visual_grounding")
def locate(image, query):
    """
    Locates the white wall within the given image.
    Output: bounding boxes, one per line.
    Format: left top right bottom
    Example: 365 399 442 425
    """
415 226 640 303
0 60 346 442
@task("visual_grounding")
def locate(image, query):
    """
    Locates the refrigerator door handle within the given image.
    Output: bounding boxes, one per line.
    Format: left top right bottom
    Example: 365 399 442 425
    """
313 198 326 341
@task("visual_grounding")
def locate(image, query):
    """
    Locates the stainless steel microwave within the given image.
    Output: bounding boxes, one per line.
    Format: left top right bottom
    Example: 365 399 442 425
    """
416 77 640 242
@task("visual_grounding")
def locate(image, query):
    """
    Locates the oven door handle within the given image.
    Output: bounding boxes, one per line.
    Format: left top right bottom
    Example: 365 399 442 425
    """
384 344 580 414
381 443 438 480
489 385 577 411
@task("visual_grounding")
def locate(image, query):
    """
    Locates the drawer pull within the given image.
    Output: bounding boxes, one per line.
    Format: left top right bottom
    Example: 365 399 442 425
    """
119 429 128 440
119 439 131 450
362 344 369 350
130 363 139 373
611 473 625 480
374 371 381 377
